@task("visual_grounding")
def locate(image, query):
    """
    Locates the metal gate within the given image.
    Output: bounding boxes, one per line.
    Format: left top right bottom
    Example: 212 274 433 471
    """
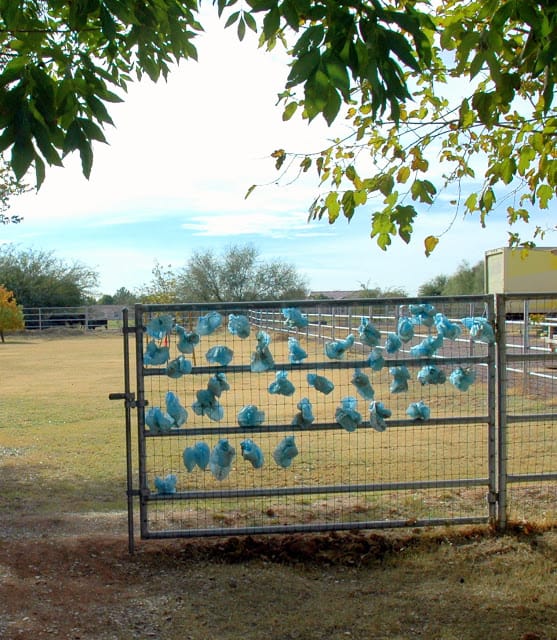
112 295 523 551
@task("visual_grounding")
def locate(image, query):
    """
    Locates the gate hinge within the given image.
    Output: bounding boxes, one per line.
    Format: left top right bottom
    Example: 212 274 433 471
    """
487 491 499 504
108 392 148 409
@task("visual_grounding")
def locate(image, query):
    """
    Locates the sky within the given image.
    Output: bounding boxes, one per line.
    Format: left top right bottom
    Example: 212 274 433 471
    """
2 8 552 298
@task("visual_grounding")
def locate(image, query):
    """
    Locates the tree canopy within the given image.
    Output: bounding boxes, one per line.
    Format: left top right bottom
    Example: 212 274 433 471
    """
0 244 99 306
418 260 484 296
0 284 24 342
141 244 309 303
0 1 555 250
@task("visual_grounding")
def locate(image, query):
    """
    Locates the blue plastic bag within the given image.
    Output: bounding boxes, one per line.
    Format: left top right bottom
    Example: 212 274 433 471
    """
369 401 392 432
367 348 385 371
196 311 222 336
307 373 335 395
154 474 177 494
406 400 430 421
191 389 224 421
288 337 308 364
282 307 308 329
325 334 355 359
228 314 251 339
144 340 170 366
273 435 298 468
205 345 233 366
268 370 296 397
166 355 193 378
390 365 411 393
461 317 496 344
175 325 200 354
384 332 402 354
359 317 381 347
237 404 265 427
209 439 235 480
145 406 175 433
250 330 275 372
207 372 230 397
291 397 314 428
410 333 444 358
147 315 173 340
434 313 462 340
449 366 476 391
397 317 414 343
335 396 362 432
240 439 264 469
417 364 446 385
351 368 375 400
409 303 436 327
183 441 210 472
165 391 188 427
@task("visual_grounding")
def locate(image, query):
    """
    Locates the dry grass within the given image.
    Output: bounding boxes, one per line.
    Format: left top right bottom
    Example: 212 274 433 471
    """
2 330 557 640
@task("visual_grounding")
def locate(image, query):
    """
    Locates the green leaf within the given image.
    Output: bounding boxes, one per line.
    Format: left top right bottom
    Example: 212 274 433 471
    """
287 48 321 86
325 191 340 223
237 16 246 41
499 157 517 185
341 190 355 220
11 137 35 180
79 139 94 179
262 6 280 40
245 184 257 199
410 179 436 204
282 101 298 121
224 11 240 28
243 11 257 32
378 174 395 197
371 210 396 250
100 4 118 40
464 193 478 212
322 86 341 125
537 184 553 209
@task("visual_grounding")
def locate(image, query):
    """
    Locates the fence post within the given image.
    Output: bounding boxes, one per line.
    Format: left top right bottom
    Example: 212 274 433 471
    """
495 294 509 529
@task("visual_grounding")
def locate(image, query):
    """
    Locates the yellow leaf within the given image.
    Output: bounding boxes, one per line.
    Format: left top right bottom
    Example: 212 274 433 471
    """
424 235 439 257
397 166 410 184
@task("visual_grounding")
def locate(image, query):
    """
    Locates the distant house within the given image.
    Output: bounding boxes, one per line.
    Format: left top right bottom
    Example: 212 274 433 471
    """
308 290 360 300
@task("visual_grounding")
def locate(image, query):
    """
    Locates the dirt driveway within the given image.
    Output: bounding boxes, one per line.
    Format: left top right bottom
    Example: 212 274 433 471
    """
1 511 557 640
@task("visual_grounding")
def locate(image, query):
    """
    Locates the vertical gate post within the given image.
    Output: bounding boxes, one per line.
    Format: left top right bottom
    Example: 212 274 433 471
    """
134 304 149 540
495 294 509 529
108 308 137 553
486 296 498 526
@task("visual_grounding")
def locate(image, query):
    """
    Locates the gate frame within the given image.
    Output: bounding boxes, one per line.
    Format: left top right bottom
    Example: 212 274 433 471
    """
110 293 557 551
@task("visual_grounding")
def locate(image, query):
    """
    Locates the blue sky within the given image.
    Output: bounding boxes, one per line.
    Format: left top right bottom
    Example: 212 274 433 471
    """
3 8 550 297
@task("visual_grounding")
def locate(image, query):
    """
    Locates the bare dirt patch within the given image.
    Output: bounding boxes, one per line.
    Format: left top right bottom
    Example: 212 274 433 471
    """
2 513 557 640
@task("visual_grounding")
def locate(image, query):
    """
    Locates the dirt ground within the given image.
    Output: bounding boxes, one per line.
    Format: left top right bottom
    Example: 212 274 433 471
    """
1 511 557 640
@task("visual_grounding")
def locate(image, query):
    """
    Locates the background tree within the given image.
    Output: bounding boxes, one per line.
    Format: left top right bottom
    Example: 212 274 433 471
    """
140 262 180 304
417 274 449 298
418 261 484 296
97 287 138 306
0 285 24 342
177 244 309 302
0 245 99 307
0 156 27 226
141 244 309 303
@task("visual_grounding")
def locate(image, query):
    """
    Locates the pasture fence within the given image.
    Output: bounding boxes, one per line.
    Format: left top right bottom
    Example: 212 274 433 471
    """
110 294 557 552
22 305 124 330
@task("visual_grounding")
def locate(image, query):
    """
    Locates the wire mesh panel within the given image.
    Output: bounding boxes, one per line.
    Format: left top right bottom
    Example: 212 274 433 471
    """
132 297 496 539
498 293 557 526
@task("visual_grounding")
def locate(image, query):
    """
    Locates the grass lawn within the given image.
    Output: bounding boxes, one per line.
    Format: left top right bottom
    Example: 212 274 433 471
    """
1 329 557 640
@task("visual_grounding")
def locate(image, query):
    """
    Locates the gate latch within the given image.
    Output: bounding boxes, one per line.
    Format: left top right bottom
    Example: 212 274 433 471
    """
109 392 139 409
